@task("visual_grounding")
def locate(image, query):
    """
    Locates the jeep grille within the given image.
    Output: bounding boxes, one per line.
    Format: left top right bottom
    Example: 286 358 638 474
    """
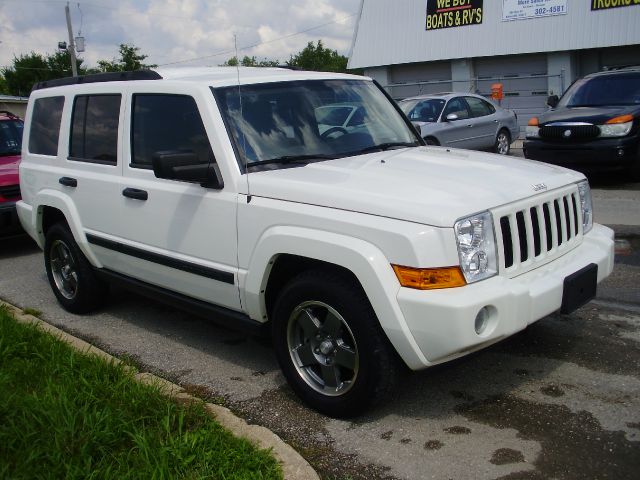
493 185 582 276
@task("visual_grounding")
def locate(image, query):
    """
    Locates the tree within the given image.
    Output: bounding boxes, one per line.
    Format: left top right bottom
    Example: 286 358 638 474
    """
97 44 156 72
286 40 348 73
1 51 86 96
221 55 279 67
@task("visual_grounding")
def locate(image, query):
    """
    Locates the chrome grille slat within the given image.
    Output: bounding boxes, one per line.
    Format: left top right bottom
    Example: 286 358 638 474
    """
493 186 583 277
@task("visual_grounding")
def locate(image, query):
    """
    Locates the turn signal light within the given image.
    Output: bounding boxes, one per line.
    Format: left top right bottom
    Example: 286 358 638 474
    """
392 265 467 290
605 114 633 124
528 117 539 126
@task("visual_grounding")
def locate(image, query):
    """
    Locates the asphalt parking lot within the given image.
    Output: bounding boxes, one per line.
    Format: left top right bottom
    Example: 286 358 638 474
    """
1 223 639 480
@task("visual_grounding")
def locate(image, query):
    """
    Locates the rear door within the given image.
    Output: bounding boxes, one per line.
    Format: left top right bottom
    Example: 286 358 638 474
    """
464 96 498 149
105 88 241 311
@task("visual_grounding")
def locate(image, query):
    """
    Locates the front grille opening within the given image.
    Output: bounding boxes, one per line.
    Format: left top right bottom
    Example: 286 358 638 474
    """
563 196 572 240
572 194 579 236
543 203 552 251
516 211 528 262
530 207 541 257
554 200 563 245
500 216 513 268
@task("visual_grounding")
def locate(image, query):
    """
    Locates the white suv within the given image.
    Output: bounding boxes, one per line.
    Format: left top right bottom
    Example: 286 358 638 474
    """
18 68 614 417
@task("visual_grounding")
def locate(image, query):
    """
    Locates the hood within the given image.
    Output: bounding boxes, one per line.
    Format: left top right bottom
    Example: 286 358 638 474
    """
0 154 20 187
539 105 640 125
247 147 583 227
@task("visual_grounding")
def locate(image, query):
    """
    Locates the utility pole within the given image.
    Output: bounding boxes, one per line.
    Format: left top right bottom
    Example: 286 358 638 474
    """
65 2 78 76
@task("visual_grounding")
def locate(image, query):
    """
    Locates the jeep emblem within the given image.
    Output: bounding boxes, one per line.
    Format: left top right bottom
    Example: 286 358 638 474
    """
532 183 547 192
563 129 572 138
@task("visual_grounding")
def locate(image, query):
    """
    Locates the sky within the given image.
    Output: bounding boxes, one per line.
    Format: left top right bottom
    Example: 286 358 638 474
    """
0 0 362 71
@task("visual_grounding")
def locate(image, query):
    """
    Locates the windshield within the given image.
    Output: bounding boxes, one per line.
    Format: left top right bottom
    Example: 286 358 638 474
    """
557 73 640 107
399 98 446 123
0 119 23 156
214 79 418 170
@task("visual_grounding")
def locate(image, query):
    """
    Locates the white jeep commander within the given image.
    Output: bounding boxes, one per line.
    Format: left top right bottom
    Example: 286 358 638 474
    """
18 68 614 417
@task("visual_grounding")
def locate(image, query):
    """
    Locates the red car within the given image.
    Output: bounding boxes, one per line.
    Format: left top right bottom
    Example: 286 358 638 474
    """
0 110 24 236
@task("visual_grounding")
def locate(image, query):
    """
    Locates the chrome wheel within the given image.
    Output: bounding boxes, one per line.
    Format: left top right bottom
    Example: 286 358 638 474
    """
496 131 510 155
49 239 78 300
287 301 359 396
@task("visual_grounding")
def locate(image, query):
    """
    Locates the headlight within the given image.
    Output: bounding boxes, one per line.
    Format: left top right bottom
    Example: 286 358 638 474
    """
599 121 632 138
577 180 593 234
526 117 540 138
454 211 498 283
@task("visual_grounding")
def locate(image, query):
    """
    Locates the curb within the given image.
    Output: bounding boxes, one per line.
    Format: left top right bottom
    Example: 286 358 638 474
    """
1 300 319 480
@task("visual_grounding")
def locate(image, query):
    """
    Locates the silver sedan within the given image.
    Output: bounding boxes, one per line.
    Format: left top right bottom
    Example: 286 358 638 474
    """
398 93 519 155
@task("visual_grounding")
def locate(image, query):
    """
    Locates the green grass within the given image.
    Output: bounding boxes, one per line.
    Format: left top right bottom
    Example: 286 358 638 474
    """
0 306 283 480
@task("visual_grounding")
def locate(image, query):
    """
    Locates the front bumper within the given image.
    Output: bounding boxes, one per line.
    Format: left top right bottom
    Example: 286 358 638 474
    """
523 135 639 172
396 224 614 368
0 200 23 237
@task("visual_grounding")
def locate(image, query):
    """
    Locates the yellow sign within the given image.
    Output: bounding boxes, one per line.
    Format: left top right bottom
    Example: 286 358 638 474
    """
591 0 640 10
426 0 483 31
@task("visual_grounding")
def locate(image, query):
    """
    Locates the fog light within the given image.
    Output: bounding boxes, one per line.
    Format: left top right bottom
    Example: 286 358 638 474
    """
617 149 624 157
474 307 491 335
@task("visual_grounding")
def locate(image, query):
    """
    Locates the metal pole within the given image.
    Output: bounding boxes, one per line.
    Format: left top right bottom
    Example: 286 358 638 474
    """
65 3 78 77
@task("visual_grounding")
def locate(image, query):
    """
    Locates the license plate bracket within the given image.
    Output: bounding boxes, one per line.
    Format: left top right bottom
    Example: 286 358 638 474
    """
561 263 598 314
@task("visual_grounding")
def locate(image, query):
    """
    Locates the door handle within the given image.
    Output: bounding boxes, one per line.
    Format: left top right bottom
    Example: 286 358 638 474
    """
467 124 473 128
122 188 148 201
59 176 77 187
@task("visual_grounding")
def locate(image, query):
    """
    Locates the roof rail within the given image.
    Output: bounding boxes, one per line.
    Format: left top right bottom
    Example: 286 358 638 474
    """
32 70 163 91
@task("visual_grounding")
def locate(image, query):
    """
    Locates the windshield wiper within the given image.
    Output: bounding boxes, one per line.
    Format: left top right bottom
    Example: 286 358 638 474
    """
249 153 337 167
346 142 418 156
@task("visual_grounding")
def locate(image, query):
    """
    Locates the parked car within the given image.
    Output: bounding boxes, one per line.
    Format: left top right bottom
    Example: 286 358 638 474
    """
398 93 519 155
19 69 613 417
0 110 24 236
524 68 640 179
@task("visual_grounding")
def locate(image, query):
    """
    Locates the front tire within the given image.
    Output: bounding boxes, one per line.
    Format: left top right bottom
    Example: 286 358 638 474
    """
44 223 108 313
494 129 511 155
272 269 399 417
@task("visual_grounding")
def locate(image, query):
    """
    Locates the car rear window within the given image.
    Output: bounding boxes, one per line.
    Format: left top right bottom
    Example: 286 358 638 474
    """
69 94 121 165
29 96 65 156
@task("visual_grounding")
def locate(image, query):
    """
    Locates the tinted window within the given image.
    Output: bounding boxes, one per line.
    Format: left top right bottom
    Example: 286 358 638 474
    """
70 94 121 164
466 97 495 117
315 106 352 126
403 99 446 122
29 96 64 156
443 97 470 120
131 94 213 169
558 73 640 107
347 107 366 126
0 119 24 156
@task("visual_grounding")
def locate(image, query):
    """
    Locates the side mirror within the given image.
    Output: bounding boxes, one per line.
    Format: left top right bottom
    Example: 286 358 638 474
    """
445 113 459 122
547 95 559 108
152 151 224 189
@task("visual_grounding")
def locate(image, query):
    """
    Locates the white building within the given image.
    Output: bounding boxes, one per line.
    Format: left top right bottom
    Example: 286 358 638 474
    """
348 0 640 133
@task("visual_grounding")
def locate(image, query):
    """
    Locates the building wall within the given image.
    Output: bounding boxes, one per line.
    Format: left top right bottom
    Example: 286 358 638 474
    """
0 99 27 119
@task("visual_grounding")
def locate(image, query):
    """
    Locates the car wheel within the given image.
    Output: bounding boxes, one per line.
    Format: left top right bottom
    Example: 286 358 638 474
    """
272 268 399 417
494 129 511 155
44 223 108 313
424 137 439 146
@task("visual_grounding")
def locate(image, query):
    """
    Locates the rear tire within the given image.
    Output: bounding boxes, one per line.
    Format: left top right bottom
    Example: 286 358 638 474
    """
44 223 108 313
494 129 511 155
272 268 399 418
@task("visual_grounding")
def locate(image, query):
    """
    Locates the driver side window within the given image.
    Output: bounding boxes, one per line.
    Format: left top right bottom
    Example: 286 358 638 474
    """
443 97 470 120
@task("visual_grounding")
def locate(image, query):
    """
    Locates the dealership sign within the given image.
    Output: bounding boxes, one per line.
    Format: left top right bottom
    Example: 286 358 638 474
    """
502 0 568 21
426 0 483 30
591 0 640 10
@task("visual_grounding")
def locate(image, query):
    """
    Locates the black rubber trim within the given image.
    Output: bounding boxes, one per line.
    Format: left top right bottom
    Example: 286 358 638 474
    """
86 234 235 285
94 268 267 337
32 70 162 91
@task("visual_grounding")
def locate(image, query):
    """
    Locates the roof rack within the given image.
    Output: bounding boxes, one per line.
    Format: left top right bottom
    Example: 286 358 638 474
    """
0 110 20 119
32 70 163 91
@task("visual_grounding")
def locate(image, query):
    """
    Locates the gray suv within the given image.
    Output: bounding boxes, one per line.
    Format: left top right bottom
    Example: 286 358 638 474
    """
399 93 519 155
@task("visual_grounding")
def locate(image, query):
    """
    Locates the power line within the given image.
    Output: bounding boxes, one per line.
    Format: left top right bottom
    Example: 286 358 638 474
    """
158 13 357 67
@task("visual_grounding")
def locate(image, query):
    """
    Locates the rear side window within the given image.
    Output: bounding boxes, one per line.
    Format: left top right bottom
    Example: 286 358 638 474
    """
29 96 65 156
466 97 495 117
131 94 213 169
70 94 121 165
